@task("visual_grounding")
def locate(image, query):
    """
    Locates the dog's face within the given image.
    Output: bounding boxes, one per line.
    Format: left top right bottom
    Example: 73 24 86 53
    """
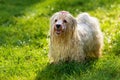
50 11 76 36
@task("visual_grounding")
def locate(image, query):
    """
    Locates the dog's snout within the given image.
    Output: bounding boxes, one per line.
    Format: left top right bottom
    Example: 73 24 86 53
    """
56 24 61 29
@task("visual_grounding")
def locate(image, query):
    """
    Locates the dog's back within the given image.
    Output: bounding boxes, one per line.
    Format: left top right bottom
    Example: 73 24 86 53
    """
77 13 100 30
76 13 103 58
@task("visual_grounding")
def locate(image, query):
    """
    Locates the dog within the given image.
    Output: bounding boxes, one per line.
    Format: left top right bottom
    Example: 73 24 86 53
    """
48 11 103 63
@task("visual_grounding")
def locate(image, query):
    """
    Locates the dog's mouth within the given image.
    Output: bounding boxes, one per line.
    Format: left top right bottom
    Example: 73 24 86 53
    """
54 25 63 35
56 30 61 34
55 29 63 35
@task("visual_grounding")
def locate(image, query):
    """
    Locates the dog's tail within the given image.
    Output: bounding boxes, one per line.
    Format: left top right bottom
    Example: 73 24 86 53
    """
77 13 99 28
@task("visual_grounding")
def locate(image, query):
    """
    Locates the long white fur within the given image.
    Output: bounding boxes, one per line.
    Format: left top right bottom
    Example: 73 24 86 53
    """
49 11 103 63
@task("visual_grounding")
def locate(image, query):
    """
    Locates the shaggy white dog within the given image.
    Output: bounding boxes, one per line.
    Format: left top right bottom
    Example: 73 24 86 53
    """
49 11 103 63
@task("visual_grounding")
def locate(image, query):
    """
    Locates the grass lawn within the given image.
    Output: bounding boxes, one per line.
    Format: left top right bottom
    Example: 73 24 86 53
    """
0 0 120 80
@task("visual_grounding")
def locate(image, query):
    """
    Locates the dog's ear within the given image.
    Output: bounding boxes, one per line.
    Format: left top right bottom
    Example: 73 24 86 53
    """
72 17 77 29
50 14 55 26
50 12 59 28
50 14 55 22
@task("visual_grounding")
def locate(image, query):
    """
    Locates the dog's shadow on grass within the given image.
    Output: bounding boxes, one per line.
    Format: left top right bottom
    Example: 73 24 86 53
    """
35 59 98 80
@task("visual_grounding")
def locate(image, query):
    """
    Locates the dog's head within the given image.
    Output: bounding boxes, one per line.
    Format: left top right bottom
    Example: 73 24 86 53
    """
50 11 77 36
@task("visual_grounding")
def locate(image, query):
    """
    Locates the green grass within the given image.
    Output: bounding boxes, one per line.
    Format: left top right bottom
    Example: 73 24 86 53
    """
0 0 120 80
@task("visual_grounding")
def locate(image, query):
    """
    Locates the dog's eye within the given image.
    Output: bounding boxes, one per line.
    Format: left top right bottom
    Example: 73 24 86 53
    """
55 19 57 22
63 20 67 23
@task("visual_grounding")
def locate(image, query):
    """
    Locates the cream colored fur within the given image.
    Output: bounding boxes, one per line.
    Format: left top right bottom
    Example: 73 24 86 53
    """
49 11 103 63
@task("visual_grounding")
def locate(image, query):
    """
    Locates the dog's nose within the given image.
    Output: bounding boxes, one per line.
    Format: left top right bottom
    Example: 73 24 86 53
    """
56 24 61 29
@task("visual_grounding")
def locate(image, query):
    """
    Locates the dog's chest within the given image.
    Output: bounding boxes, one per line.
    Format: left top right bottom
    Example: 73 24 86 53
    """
52 39 80 55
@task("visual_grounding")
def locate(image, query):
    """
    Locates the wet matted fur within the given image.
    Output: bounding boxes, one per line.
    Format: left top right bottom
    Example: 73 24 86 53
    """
48 11 103 63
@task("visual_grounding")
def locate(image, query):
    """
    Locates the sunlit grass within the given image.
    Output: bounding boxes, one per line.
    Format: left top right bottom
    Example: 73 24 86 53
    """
0 0 120 80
